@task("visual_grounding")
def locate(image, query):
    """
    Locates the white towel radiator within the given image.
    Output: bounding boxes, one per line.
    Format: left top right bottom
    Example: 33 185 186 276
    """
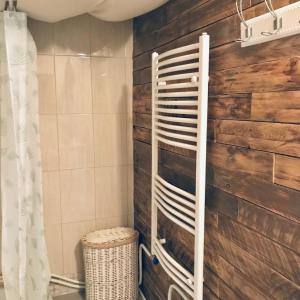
151 33 210 299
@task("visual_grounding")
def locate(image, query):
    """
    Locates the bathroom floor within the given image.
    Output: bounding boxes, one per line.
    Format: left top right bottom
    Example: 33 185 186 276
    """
54 292 85 300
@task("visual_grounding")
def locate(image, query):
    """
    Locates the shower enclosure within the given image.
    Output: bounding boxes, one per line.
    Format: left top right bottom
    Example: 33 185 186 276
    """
0 8 51 300
0 0 137 299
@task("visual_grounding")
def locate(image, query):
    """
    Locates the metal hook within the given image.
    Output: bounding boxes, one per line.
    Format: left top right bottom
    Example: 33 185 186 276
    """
236 0 252 43
4 0 17 11
261 0 282 36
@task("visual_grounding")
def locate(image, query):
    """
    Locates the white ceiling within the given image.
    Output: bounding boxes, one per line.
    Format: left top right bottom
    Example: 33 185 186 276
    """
1 0 168 22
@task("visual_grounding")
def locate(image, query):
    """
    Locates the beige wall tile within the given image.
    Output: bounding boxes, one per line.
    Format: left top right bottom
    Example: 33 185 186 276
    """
127 165 134 215
37 55 56 114
58 114 94 169
54 14 90 56
0 230 2 272
95 215 128 230
45 224 64 274
95 166 128 219
28 18 54 55
127 214 134 228
127 115 133 165
43 171 61 226
92 57 127 114
30 16 134 282
90 17 132 58
125 58 133 114
62 220 95 278
124 20 133 58
55 56 92 114
94 114 127 167
60 168 95 223
40 115 59 171
0 200 2 232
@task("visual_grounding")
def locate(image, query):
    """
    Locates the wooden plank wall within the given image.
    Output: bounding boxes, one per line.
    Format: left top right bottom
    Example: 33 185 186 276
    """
133 0 300 299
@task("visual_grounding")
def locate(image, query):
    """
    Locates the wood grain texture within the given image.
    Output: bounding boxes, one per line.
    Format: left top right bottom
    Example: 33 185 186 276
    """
207 142 274 181
208 94 251 120
274 155 300 190
215 120 300 157
217 231 300 300
218 214 300 285
238 200 300 254
251 91 300 123
209 166 300 223
209 56 300 95
215 255 271 300
133 0 300 299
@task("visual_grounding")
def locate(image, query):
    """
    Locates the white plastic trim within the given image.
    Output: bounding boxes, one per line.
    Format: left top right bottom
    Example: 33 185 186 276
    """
156 100 198 106
151 52 159 255
157 63 199 75
168 284 189 300
157 92 198 98
156 122 198 133
155 175 195 201
155 108 198 115
155 180 195 209
155 195 195 226
158 53 199 68
156 128 197 142
155 187 195 218
50 278 85 290
154 200 195 235
193 33 210 300
157 136 198 151
158 72 199 83
157 83 198 90
138 244 151 300
155 240 194 283
155 115 198 124
139 244 151 285
51 274 85 286
154 243 194 297
157 43 199 60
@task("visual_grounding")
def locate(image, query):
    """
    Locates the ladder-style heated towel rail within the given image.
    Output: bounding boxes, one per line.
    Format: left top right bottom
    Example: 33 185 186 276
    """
151 33 210 299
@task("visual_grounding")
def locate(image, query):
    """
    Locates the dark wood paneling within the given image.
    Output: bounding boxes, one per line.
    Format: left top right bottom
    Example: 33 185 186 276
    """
274 155 300 190
206 185 239 219
215 255 271 300
207 142 274 181
133 0 300 299
238 200 300 254
209 33 300 72
217 232 300 299
209 56 300 95
209 167 300 223
218 214 300 285
215 120 300 157
134 0 251 56
251 91 300 123
208 94 252 120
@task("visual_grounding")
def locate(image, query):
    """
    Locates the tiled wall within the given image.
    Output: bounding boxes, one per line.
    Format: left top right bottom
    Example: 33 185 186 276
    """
28 14 133 280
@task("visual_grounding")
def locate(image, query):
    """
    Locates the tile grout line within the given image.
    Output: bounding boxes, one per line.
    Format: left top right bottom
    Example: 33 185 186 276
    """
52 52 65 277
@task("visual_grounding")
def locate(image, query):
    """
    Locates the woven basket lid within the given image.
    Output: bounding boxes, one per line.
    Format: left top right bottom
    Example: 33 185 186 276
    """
81 227 138 249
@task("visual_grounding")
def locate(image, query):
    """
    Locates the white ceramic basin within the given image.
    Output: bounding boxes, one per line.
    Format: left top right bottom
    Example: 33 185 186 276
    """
90 0 169 22
2 0 168 22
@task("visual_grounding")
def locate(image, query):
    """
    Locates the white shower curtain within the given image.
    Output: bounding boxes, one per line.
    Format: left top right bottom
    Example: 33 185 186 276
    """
0 11 51 300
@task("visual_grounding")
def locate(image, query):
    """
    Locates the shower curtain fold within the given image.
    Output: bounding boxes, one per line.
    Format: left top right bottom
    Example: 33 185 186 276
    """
0 11 51 300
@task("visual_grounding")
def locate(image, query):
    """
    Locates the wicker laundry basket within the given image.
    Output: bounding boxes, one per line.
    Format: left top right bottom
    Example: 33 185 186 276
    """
81 227 139 300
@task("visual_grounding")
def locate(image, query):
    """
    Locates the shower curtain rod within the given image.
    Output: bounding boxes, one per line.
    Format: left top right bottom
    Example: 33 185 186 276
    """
4 0 17 11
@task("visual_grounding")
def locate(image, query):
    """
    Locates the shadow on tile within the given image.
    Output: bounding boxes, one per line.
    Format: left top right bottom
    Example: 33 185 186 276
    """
54 292 85 300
